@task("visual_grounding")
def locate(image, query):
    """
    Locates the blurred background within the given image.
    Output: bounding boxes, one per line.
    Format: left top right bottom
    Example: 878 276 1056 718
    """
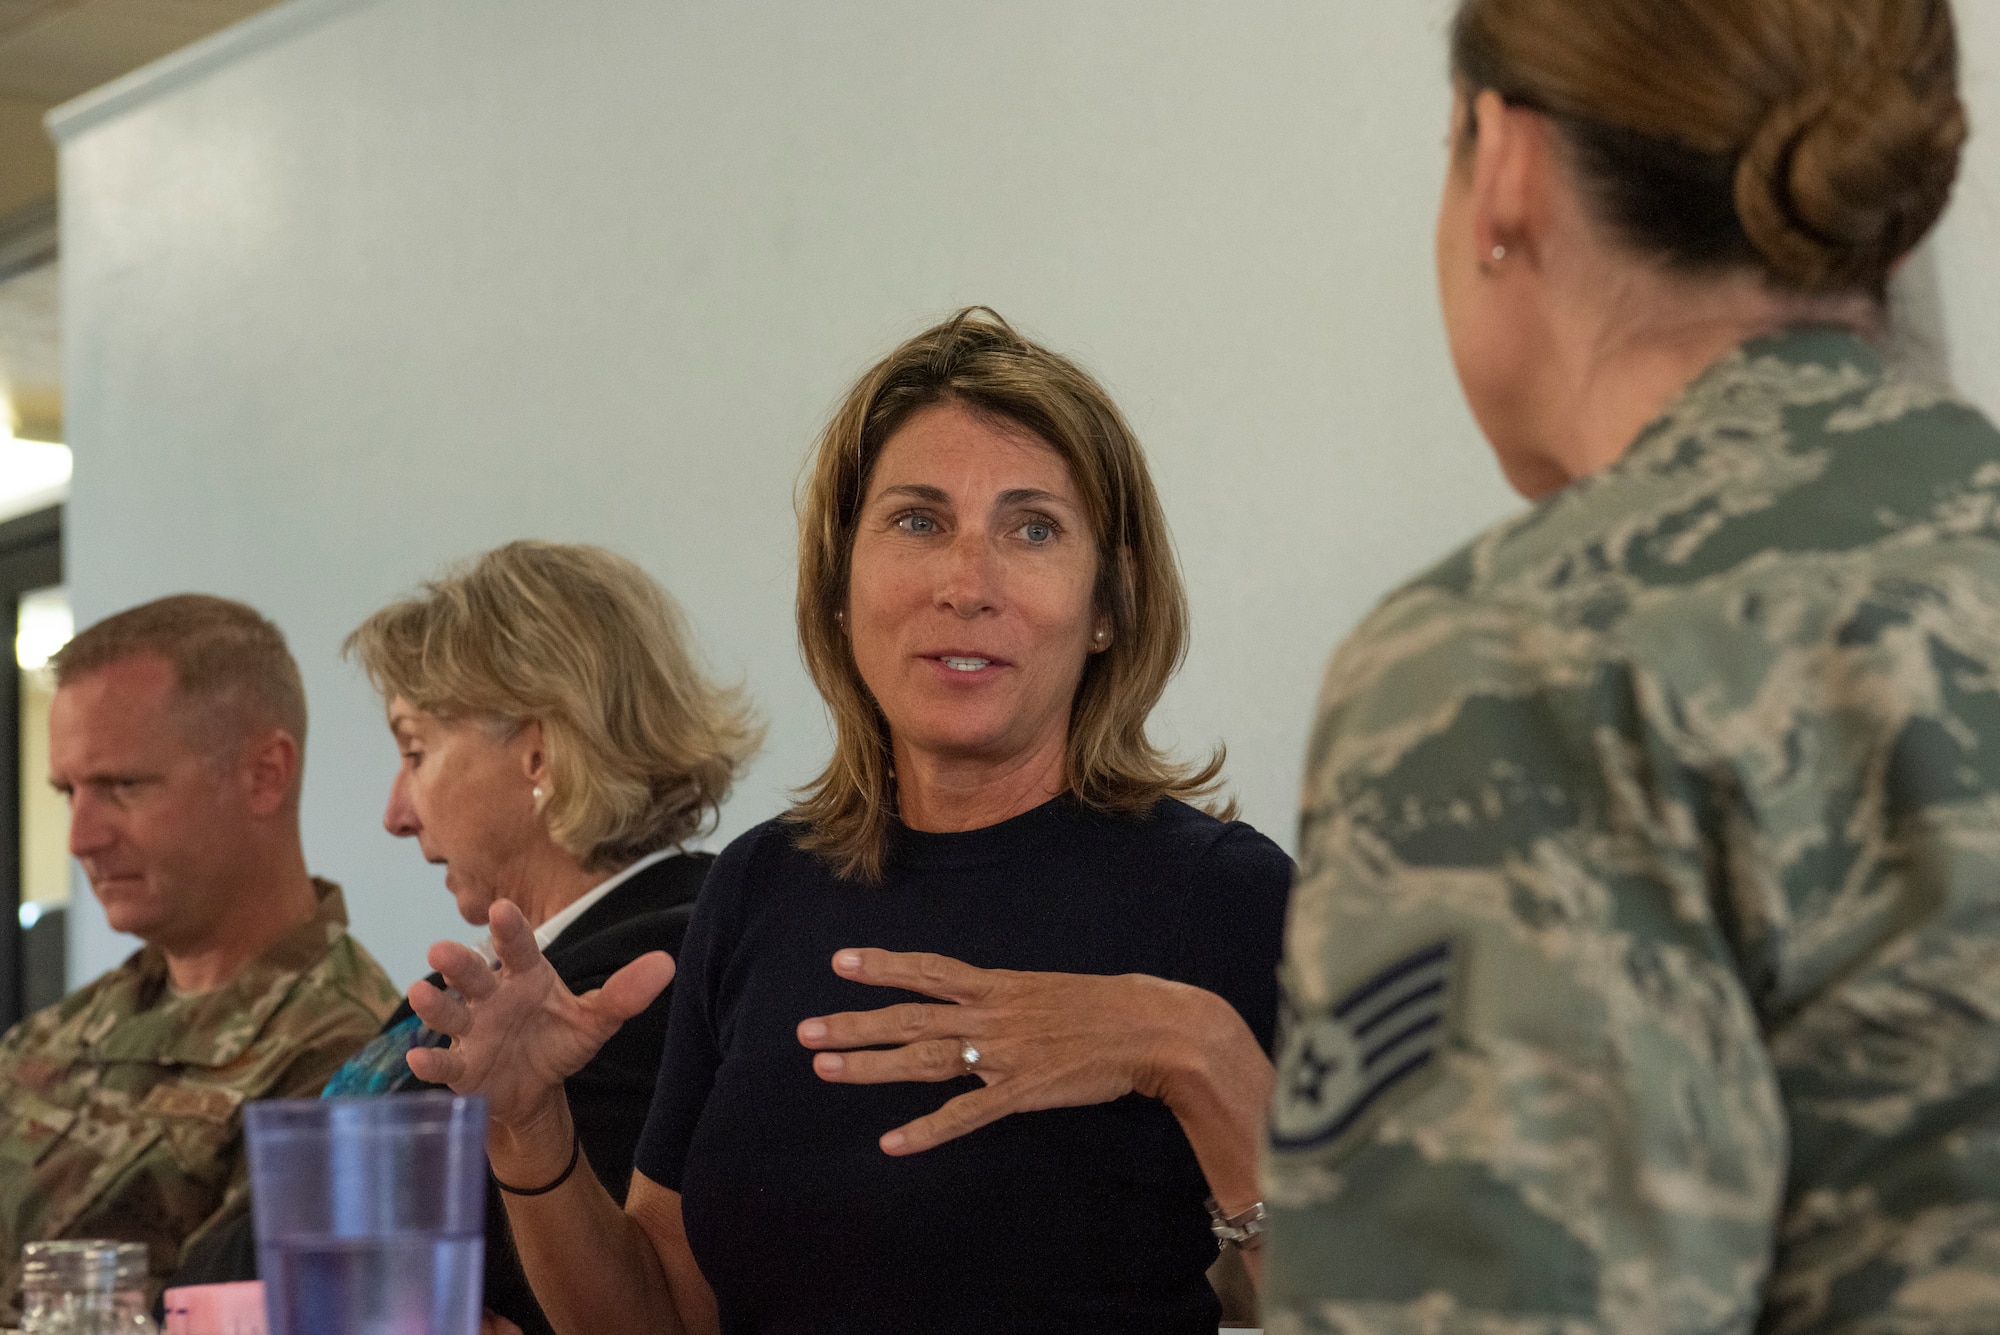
3 0 291 1024
3 0 1997 1005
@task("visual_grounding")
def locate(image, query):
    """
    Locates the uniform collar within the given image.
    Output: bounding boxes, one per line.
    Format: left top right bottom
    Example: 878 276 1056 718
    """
1735 322 1882 368
1620 324 1885 474
85 878 353 1068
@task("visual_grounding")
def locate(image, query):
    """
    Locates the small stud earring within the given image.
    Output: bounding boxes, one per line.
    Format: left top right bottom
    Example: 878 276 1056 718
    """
834 610 845 626
532 785 545 808
1490 244 1507 262
1092 629 1109 648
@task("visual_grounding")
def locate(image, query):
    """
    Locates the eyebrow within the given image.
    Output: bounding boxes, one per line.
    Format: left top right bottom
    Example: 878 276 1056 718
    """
872 484 951 506
59 769 160 788
870 484 1076 510
995 488 1071 509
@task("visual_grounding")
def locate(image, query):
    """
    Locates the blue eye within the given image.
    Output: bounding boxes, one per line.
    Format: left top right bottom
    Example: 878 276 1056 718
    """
1022 521 1054 543
897 512 938 534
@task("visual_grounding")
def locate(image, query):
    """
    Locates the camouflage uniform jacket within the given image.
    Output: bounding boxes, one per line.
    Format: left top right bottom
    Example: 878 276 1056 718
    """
0 879 398 1323
1266 329 2000 1334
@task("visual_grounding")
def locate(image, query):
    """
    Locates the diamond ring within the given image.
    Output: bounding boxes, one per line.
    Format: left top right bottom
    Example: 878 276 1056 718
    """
960 1040 981 1075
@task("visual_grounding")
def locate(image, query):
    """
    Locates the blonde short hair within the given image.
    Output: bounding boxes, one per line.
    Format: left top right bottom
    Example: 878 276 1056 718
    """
792 309 1227 882
346 541 760 871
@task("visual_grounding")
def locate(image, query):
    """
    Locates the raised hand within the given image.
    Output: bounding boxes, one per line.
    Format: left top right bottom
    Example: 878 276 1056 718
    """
794 948 1255 1156
406 898 675 1132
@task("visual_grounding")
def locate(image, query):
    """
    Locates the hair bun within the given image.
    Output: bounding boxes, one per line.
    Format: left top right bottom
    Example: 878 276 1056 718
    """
1735 65 1967 293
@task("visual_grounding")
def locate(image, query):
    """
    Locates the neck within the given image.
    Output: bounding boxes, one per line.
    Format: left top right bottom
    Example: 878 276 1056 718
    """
496 839 611 931
162 836 320 995
1526 268 1877 495
893 728 1068 833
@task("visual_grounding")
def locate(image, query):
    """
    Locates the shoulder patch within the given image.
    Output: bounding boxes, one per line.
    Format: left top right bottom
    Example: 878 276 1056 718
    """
139 1083 245 1123
1271 939 1457 1152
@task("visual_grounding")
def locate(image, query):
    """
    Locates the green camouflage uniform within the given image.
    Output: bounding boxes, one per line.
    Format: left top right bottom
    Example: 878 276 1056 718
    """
0 879 398 1323
1266 328 2000 1334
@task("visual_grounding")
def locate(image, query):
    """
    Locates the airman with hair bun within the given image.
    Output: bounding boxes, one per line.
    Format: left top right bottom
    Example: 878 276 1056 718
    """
1267 1 2000 1331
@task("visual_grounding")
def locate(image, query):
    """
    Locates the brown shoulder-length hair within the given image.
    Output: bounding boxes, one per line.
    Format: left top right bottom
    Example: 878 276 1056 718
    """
791 309 1228 882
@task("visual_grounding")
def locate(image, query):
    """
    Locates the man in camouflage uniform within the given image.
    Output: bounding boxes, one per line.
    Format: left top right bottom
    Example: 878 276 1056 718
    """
0 596 399 1323
1265 330 2000 1333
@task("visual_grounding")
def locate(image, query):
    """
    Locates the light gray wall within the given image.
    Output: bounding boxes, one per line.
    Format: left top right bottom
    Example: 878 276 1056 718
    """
49 0 2000 989
1933 2 2000 411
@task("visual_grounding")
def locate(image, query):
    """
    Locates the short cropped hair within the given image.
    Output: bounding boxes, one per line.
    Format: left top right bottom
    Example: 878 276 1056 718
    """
53 594 309 761
792 308 1228 883
345 541 760 872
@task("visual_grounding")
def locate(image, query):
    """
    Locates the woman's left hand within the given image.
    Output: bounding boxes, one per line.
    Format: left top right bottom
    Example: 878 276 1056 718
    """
796 947 1252 1156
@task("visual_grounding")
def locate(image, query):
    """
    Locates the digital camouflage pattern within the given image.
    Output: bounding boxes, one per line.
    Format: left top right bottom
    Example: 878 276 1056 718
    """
0 880 398 1324
1266 328 2000 1334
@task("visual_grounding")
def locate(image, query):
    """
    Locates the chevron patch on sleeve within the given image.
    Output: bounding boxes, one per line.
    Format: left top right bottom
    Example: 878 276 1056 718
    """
1270 939 1456 1153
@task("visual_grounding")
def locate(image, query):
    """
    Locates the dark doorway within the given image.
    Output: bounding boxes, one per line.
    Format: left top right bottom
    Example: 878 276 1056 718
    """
2 504 62 1031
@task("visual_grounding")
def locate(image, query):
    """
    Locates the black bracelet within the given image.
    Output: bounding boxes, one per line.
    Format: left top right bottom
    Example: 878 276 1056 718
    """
493 1126 582 1196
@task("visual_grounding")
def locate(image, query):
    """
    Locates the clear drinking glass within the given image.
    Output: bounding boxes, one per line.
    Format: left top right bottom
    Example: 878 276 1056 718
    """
243 1093 486 1335
20 1240 155 1334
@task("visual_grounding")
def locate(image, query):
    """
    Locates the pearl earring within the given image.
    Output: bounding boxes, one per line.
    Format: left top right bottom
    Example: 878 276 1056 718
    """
532 786 545 808
1491 244 1507 261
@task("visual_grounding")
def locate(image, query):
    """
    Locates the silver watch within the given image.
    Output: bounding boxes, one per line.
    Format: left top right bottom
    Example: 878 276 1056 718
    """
1204 1195 1267 1249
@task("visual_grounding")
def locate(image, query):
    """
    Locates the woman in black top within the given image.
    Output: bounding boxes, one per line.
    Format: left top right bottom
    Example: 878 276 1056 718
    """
407 312 1292 1333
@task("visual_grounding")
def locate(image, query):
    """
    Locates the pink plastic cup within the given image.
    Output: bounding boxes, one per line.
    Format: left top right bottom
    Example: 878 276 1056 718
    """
161 1280 268 1335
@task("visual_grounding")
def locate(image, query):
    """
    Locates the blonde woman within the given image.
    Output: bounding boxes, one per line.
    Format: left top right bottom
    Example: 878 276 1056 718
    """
174 542 758 1335
408 313 1292 1333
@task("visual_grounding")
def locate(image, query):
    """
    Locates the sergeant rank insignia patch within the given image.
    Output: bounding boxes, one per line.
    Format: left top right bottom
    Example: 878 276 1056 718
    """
1271 938 1456 1152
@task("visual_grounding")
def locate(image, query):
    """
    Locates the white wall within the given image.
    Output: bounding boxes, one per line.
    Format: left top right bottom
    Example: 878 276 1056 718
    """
1933 1 2000 412
48 0 2000 989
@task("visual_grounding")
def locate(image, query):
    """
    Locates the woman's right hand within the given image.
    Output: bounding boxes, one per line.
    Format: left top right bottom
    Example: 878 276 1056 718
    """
405 898 676 1133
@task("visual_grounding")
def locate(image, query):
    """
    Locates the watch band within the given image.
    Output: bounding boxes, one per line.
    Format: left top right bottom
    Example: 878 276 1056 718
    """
1205 1195 1268 1249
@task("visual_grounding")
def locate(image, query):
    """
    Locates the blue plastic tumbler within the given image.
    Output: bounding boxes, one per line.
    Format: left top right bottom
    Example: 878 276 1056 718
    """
244 1093 486 1335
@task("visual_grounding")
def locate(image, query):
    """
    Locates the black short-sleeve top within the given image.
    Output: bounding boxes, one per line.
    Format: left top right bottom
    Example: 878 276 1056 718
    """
633 794 1293 1334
